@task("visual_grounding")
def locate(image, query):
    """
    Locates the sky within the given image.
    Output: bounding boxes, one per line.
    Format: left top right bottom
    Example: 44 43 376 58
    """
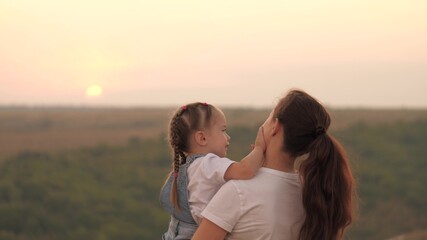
1 0 426 108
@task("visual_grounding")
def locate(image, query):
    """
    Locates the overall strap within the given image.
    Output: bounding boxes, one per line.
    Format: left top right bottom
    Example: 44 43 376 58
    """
184 154 206 166
160 154 206 225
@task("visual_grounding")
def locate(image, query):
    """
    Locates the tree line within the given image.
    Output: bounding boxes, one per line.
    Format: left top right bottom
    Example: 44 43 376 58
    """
0 121 426 239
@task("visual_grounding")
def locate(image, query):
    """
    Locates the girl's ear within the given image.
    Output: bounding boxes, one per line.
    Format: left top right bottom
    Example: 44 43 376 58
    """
194 130 208 146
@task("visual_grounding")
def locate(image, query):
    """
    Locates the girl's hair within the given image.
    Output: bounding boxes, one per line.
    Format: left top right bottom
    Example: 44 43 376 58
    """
167 102 215 209
273 89 356 240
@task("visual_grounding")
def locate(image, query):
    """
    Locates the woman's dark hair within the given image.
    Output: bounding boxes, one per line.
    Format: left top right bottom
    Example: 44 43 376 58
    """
273 89 356 240
166 102 215 209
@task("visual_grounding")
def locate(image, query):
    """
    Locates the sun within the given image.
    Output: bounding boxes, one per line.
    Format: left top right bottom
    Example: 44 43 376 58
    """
86 85 103 97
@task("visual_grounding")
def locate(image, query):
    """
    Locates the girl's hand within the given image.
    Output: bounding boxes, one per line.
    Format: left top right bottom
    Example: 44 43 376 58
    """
252 126 266 153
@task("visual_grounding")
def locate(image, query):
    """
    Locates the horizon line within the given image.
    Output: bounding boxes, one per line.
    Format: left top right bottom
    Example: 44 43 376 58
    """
1 103 426 111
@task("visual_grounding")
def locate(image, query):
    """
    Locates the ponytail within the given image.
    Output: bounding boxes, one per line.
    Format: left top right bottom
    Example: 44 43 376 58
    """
273 89 357 240
298 133 355 240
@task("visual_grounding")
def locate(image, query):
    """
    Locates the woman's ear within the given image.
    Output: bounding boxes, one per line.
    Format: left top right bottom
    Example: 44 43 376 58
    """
194 131 208 146
271 118 281 136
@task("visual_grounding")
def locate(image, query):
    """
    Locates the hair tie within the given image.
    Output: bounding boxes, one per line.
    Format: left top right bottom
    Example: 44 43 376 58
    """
181 105 187 110
314 126 326 138
201 102 208 106
173 171 178 178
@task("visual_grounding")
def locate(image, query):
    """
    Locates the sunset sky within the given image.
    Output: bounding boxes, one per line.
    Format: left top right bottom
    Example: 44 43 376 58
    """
1 0 426 108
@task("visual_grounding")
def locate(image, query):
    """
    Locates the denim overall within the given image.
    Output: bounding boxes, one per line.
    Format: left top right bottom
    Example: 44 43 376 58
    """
160 154 205 240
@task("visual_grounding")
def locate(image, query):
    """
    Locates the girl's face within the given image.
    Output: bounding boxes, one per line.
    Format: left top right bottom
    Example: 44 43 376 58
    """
205 110 231 157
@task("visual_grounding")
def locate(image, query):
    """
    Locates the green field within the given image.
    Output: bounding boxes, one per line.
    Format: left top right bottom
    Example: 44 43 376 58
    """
0 107 426 239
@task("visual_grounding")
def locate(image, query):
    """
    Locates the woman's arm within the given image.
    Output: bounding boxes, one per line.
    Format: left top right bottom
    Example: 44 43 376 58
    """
192 218 228 240
223 126 265 180
194 180 242 239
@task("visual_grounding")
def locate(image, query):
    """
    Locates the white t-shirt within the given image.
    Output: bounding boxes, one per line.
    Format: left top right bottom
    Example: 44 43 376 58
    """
201 167 305 240
187 153 234 224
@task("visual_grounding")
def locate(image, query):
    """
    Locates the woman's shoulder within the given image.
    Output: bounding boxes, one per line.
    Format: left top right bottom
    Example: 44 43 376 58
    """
227 168 301 189
258 167 300 180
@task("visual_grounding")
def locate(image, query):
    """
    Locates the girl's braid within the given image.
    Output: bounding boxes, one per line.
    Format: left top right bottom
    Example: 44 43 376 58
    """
168 109 187 209
170 110 185 172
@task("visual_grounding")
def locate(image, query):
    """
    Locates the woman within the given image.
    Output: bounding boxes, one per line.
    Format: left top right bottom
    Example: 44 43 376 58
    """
192 89 357 240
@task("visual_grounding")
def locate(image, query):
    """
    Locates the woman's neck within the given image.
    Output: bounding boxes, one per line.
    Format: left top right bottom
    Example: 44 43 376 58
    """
263 149 296 173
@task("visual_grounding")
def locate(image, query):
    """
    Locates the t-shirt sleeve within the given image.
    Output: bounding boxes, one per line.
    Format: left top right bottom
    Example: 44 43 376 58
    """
201 181 242 232
200 154 234 183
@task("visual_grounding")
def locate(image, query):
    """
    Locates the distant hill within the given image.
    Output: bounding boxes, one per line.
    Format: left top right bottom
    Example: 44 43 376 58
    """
1 106 426 157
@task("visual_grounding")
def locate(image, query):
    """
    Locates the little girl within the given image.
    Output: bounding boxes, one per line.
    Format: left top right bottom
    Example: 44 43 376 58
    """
160 102 265 240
